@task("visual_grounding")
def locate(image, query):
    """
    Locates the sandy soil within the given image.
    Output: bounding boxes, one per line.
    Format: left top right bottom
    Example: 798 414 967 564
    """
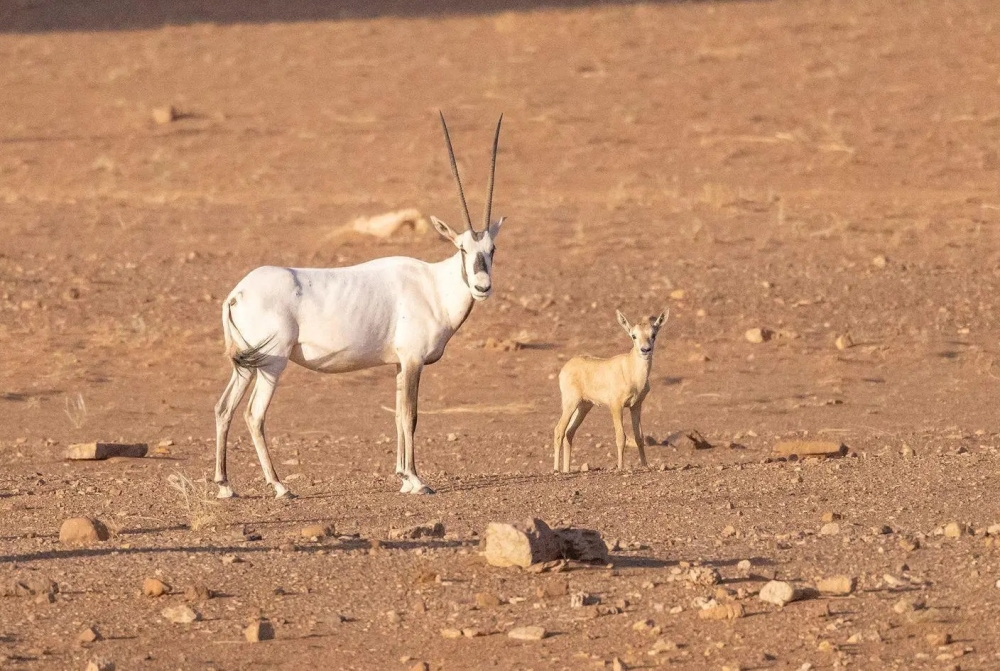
2 1 1000 669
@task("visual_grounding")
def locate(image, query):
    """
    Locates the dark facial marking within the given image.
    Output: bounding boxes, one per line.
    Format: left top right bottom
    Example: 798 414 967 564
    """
473 252 488 275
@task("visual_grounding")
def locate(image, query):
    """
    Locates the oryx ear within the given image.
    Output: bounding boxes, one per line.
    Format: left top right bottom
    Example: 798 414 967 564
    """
616 309 632 334
653 309 669 330
430 216 461 247
488 216 507 240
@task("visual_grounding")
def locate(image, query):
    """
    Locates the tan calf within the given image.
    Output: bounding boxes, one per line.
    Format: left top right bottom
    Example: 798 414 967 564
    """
553 310 668 472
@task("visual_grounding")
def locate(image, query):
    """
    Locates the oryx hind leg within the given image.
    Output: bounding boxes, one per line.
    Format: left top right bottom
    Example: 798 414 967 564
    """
244 356 292 499
214 367 254 498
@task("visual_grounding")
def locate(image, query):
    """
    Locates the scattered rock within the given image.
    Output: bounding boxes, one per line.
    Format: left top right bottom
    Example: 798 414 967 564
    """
77 626 102 645
161 605 199 624
698 603 745 620
244 619 274 642
819 522 841 536
986 524 1000 536
85 660 115 671
440 628 462 639
834 334 854 350
3 576 58 599
612 657 628 671
475 591 502 608
184 584 213 602
389 521 445 540
556 527 609 564
744 327 772 344
926 632 952 647
632 618 658 633
142 578 170 597
759 581 799 607
350 208 429 237
772 441 846 459
408 663 429 671
816 576 855 596
721 525 737 538
507 626 547 641
301 523 333 539
666 430 713 450
536 581 569 598
484 519 561 568
901 444 916 458
892 596 925 614
461 628 484 638
59 517 110 546
570 592 598 608
483 337 525 352
899 536 920 552
152 106 177 124
66 442 148 460
821 511 842 523
943 522 966 538
482 519 607 568
736 559 753 576
872 254 887 268
685 566 721 586
649 638 679 655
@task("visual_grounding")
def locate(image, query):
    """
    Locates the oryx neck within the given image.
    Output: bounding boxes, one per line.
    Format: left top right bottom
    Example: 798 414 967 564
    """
435 250 475 331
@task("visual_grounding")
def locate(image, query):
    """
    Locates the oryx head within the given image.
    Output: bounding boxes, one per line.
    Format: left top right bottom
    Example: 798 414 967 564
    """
431 113 506 302
616 309 669 360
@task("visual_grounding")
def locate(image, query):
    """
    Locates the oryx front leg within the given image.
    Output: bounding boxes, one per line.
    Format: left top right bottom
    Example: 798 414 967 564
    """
611 404 627 471
214 368 253 498
244 363 292 499
394 364 412 493
630 402 648 468
398 360 432 494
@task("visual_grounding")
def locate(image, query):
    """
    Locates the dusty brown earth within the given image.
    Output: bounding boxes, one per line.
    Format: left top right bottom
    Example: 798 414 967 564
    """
3 0 1000 669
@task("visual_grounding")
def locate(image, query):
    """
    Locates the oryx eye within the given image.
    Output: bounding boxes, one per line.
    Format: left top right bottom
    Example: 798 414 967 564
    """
631 334 636 340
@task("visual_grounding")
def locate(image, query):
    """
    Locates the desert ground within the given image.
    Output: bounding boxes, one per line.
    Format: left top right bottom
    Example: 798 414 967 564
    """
2 0 1000 669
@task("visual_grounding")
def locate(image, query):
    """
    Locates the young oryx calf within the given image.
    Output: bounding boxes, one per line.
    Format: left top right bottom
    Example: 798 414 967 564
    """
213 113 507 499
553 310 668 473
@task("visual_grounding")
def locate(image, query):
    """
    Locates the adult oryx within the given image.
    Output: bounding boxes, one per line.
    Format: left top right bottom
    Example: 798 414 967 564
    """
213 113 507 498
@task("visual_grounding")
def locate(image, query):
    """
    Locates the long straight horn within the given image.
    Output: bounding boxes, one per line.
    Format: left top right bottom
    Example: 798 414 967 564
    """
483 113 503 229
438 112 473 231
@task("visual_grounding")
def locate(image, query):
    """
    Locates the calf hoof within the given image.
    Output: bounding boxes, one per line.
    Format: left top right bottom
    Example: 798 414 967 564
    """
399 479 414 494
413 485 435 495
216 484 236 499
273 483 294 499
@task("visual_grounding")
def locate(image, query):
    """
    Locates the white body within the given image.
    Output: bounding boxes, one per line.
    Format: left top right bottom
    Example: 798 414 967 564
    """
229 256 475 375
213 113 506 498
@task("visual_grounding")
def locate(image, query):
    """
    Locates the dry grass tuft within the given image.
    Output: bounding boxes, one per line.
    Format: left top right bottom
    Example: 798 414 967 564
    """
64 393 87 429
166 472 220 531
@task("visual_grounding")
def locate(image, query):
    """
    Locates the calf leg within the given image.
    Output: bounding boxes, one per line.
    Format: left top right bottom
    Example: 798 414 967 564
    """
563 402 592 472
630 403 648 467
611 404 627 470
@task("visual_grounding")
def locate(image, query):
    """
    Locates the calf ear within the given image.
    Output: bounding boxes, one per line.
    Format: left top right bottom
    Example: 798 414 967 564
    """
430 216 460 246
652 309 669 330
616 309 632 334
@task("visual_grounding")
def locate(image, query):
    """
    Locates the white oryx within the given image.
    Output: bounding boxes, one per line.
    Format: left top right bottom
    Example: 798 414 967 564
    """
214 114 506 498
